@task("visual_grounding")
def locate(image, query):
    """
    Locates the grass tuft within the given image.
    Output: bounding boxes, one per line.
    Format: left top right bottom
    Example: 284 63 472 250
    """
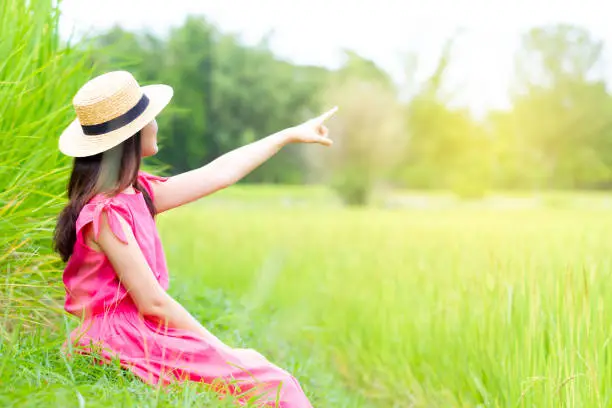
0 0 92 328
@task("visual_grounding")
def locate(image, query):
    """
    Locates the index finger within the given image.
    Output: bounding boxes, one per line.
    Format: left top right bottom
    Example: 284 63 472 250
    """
315 106 338 123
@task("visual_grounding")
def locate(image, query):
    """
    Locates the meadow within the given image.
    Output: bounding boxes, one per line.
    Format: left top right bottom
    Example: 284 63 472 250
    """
3 1 612 406
4 188 612 407
158 189 612 407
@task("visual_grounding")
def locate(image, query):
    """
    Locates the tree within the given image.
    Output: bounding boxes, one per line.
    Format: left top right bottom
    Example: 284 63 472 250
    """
510 24 612 188
309 53 405 205
90 18 329 182
399 36 492 197
208 34 328 183
158 16 216 172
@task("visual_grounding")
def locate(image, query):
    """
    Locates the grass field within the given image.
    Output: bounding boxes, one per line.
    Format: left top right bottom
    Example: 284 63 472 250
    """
4 0 611 406
3 187 612 407
159 192 612 407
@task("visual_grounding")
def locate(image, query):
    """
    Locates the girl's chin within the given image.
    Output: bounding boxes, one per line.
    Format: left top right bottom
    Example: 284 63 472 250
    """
143 145 158 157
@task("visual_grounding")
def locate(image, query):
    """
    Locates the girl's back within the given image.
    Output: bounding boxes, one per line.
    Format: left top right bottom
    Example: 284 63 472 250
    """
63 171 168 320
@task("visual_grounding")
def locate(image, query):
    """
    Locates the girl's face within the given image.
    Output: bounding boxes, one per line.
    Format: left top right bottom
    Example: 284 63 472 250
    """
141 120 159 157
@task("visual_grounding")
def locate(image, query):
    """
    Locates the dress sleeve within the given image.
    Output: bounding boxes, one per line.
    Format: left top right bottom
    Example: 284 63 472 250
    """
76 198 132 245
137 170 168 201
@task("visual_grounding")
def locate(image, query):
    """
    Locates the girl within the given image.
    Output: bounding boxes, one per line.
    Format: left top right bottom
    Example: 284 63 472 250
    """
54 71 337 407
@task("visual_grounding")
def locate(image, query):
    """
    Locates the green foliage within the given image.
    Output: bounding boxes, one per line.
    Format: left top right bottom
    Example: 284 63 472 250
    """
0 0 92 329
403 98 492 197
91 18 328 182
397 37 492 198
498 25 612 189
311 56 405 206
400 24 612 195
88 21 612 197
5 9 612 406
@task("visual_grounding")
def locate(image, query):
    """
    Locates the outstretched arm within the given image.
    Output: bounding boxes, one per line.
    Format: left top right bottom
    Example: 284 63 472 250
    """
150 107 338 213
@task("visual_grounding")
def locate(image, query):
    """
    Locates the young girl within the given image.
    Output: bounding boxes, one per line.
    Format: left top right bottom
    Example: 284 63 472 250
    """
54 71 337 407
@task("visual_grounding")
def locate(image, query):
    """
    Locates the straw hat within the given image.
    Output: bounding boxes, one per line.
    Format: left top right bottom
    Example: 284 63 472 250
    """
59 71 173 157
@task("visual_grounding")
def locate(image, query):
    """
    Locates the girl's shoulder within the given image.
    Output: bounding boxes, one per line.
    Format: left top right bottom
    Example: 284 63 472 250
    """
74 170 168 243
75 193 135 245
137 170 168 201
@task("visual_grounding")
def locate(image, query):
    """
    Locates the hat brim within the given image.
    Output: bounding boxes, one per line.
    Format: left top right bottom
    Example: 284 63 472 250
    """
59 84 173 157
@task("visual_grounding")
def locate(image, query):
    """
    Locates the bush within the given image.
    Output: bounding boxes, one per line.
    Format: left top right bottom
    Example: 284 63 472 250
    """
311 80 406 206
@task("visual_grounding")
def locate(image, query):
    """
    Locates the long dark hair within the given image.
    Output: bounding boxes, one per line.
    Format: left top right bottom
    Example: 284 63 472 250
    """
54 132 155 262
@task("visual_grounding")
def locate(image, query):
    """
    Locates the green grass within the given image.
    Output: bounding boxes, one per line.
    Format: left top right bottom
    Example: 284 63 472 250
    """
3 1 612 406
0 0 92 328
4 187 612 406
0 286 364 407
155 199 612 407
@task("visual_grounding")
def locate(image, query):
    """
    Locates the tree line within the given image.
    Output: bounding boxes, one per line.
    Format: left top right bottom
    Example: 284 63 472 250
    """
90 19 612 203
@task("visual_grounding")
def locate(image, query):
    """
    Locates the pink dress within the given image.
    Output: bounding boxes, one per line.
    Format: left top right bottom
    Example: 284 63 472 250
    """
63 171 312 408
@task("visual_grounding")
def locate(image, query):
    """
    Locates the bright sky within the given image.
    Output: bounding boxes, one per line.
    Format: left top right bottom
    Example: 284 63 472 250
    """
60 0 610 115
